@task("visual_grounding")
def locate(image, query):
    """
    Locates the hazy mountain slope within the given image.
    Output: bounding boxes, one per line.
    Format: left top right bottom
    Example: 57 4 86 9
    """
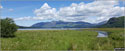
98 16 124 28
96 21 107 25
31 21 95 28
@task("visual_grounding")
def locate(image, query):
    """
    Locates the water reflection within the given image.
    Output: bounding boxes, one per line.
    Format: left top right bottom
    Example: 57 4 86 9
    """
96 31 108 37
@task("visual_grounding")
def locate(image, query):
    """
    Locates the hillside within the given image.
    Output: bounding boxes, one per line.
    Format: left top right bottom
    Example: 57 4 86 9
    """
19 16 124 28
31 21 96 28
98 16 124 28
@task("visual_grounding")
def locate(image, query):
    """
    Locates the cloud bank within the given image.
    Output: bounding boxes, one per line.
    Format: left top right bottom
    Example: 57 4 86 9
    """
8 8 14 12
14 1 125 23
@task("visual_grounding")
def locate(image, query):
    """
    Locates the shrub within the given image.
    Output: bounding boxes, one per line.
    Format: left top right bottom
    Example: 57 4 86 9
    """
0 18 18 38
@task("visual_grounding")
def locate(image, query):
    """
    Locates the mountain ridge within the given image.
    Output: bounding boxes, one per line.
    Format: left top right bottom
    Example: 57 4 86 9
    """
18 16 124 28
31 21 96 28
98 16 124 28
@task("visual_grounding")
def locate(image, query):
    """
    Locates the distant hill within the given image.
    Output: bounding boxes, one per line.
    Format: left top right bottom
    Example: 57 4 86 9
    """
17 25 36 28
96 21 107 25
31 21 96 28
18 16 124 28
98 16 124 28
17 25 26 28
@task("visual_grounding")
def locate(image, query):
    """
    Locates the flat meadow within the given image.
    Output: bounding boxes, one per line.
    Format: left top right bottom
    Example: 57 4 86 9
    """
1 28 124 50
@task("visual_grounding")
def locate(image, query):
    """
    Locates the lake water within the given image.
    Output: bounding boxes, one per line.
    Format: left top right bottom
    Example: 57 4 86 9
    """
96 31 108 37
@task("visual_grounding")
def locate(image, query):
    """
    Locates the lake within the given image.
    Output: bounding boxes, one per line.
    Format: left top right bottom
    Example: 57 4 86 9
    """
96 31 108 37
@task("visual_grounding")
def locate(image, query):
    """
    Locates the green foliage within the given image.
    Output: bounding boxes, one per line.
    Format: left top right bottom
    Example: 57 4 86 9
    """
1 18 18 38
99 16 125 28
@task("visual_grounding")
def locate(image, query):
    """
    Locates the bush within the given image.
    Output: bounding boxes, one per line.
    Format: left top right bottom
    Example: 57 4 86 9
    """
1 18 18 38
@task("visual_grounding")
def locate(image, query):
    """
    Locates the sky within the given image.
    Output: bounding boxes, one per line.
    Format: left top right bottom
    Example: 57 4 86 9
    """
0 0 125 26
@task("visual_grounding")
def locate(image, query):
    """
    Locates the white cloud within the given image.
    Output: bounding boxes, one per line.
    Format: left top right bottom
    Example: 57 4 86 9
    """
14 16 44 21
58 1 124 23
34 3 58 21
8 8 14 12
14 1 125 23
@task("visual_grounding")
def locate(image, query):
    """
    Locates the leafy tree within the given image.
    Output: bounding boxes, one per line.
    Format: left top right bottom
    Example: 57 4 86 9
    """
0 18 18 38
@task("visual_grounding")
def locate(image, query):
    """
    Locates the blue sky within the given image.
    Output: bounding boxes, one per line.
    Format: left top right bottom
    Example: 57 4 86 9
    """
1 1 94 17
1 1 125 26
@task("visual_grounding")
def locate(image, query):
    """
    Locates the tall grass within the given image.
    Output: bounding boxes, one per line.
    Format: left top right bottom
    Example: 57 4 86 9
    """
1 28 124 50
84 28 124 50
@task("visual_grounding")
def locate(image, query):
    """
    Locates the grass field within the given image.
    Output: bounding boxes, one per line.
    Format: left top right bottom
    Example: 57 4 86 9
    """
1 28 124 50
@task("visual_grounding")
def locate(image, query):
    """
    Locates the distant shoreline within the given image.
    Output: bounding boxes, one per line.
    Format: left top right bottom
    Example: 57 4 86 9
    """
18 28 91 30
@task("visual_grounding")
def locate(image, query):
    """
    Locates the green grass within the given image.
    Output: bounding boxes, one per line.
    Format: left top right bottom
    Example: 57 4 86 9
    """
83 28 124 50
1 28 124 50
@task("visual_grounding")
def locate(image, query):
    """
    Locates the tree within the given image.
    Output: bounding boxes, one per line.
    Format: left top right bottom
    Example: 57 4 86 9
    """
0 18 18 38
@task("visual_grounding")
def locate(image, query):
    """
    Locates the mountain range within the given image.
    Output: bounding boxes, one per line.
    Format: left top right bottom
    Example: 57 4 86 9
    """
31 21 98 28
18 16 124 28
